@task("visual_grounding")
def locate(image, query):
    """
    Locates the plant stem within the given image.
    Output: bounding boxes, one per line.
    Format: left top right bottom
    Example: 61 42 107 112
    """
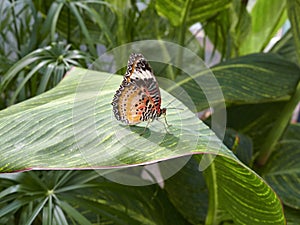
201 155 219 225
257 80 300 166
11 0 21 58
175 0 192 78
67 4 71 43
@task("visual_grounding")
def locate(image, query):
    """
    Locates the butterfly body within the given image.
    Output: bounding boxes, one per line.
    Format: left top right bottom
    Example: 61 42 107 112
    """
112 53 166 125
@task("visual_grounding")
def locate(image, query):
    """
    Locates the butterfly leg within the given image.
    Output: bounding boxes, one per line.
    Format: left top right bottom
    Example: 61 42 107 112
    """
163 116 171 134
163 114 171 128
140 120 151 136
156 116 171 134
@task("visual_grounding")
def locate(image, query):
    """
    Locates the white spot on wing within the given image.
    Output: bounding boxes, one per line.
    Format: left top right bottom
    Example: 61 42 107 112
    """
131 69 155 80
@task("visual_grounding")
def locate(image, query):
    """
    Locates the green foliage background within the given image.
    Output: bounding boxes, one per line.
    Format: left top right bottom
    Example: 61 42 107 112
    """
0 0 300 224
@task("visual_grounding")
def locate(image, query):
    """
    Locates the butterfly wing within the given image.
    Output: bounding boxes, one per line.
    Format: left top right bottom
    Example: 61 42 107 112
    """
112 53 163 125
112 82 154 124
125 53 163 116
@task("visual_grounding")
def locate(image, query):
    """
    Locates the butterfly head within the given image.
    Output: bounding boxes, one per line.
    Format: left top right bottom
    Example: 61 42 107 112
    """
159 108 167 117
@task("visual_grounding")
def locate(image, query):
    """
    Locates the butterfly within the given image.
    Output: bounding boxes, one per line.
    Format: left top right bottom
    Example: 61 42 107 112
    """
111 53 167 132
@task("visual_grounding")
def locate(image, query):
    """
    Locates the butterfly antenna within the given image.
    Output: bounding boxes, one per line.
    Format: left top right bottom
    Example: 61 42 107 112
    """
167 107 184 110
164 89 185 110
164 98 177 108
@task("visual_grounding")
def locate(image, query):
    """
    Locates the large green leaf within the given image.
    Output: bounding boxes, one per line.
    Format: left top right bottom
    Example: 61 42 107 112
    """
263 124 300 209
155 0 231 27
208 156 284 225
175 53 300 111
164 155 285 225
0 67 229 171
213 53 299 104
239 0 287 54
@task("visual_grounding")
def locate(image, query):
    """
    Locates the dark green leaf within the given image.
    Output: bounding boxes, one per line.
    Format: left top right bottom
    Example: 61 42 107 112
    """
263 127 300 209
223 128 253 165
282 123 300 140
226 102 288 152
165 154 286 225
212 156 285 225
164 157 208 224
284 206 300 225
176 53 300 111
271 30 299 65
214 53 300 104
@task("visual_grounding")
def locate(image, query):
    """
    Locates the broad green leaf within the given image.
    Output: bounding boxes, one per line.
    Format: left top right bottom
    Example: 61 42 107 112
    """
213 53 299 103
0 67 231 172
287 0 300 63
210 156 284 225
239 0 287 54
165 155 285 225
263 124 300 209
155 0 231 27
175 53 300 111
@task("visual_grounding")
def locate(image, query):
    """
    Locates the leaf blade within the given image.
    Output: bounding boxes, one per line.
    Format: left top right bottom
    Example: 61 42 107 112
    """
0 67 230 172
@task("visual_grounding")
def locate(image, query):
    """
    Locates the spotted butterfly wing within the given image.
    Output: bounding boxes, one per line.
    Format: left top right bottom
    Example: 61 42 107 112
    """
112 53 166 125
